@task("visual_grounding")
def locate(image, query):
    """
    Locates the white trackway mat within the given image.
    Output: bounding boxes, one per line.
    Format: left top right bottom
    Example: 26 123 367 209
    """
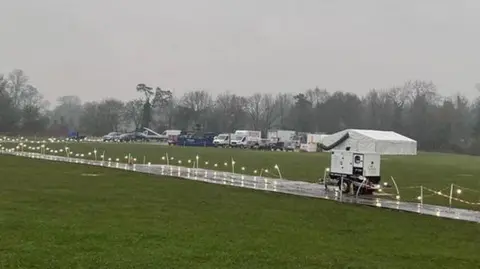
4 151 480 223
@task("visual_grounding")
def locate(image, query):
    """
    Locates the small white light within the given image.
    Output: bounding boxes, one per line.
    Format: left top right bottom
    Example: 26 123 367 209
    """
188 160 191 163
395 195 400 200
241 167 245 171
456 189 462 194
417 196 422 200
224 162 227 166
383 182 388 186
115 158 119 162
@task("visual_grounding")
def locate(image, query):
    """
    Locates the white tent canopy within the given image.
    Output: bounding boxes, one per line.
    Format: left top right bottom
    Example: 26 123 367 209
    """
320 129 417 155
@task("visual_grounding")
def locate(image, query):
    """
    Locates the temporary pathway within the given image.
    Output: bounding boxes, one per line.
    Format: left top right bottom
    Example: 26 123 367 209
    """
4 151 480 223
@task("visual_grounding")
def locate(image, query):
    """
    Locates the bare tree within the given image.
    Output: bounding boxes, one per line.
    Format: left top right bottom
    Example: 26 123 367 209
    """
123 99 144 130
245 93 278 133
180 90 213 130
274 93 293 129
6 69 29 108
214 92 247 132
305 87 329 107
245 93 262 130
52 95 83 129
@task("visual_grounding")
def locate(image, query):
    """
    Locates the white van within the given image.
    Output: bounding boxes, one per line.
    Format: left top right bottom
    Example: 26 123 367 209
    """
230 130 261 148
213 133 232 147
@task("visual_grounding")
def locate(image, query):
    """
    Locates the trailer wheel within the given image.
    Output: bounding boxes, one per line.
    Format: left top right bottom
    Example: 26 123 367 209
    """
338 180 351 194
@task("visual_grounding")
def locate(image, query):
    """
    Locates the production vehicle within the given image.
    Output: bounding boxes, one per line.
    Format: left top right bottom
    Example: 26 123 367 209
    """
251 138 271 150
102 132 122 142
68 131 86 141
319 129 417 195
175 132 216 147
266 130 296 151
267 130 296 143
213 133 232 147
118 132 149 142
230 130 261 148
140 128 165 141
162 129 182 137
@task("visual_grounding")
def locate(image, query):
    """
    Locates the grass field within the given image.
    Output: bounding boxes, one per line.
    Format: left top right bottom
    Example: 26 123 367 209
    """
4 141 480 209
1 155 479 268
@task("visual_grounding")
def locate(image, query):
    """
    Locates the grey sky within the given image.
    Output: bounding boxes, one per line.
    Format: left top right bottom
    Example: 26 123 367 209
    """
1 0 479 104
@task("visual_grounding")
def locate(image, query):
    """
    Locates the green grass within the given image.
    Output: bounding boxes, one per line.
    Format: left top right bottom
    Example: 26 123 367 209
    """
5 141 480 209
0 155 479 268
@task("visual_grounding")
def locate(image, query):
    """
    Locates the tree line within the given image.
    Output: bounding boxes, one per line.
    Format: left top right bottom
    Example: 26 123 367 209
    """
1 69 480 154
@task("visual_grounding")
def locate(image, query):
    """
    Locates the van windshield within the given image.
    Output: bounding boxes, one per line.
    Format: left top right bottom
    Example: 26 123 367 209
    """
217 135 227 140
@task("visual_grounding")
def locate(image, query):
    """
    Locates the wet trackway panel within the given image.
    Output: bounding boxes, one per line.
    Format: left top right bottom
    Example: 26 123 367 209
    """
3 151 480 223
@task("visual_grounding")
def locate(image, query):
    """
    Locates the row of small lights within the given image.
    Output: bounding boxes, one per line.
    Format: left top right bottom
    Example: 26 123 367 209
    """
3 142 477 220
0 137 102 143
2 143 282 178
1 143 471 198
4 142 476 208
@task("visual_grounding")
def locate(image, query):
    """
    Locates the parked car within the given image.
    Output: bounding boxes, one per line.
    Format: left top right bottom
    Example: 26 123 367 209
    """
118 132 149 142
175 132 216 147
103 132 121 142
68 131 86 141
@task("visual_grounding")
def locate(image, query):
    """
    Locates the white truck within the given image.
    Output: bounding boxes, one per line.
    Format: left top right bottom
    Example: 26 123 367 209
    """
213 133 233 147
267 130 296 151
162 130 182 145
230 130 261 148
267 130 296 143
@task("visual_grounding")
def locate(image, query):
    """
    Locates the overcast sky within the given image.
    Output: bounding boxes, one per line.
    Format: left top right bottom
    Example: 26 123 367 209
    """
1 0 479 104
